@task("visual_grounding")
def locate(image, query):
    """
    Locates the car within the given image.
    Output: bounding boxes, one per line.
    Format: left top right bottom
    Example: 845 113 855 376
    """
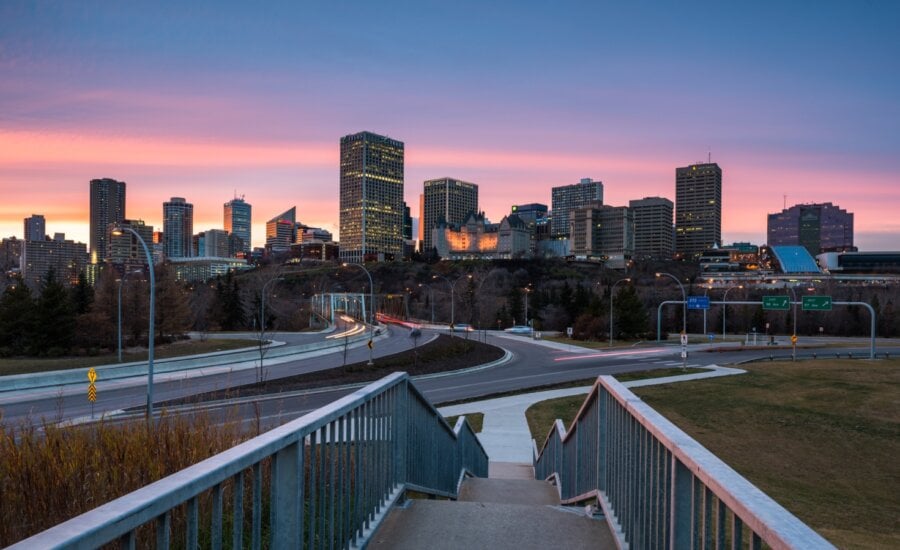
504 325 532 334
450 323 474 332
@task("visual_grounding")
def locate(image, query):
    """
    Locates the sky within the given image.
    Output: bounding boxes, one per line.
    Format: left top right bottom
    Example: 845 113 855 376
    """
1 1 898 250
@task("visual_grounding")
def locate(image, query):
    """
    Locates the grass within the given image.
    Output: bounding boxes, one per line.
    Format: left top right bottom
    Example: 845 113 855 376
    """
0 412 249 546
444 412 484 433
0 339 257 376
527 359 900 549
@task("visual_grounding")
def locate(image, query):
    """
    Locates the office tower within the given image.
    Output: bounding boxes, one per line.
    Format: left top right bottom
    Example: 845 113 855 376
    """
402 203 413 241
569 203 633 263
629 197 674 259
266 207 297 250
163 197 194 259
421 177 478 254
675 163 722 257
224 196 252 254
510 203 548 224
106 219 154 267
89 178 126 262
339 131 405 262
767 202 853 254
23 214 46 241
551 178 603 237
20 233 89 288
195 229 230 257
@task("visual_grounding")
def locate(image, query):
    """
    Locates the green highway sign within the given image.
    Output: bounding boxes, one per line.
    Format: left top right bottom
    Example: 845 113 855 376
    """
762 296 790 310
802 295 833 311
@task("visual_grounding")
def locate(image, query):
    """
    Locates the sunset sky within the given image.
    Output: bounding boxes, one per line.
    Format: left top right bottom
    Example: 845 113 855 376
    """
2 1 898 250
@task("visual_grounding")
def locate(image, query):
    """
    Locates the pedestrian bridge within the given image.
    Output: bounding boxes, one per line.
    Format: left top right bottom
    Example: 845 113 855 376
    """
12 373 834 549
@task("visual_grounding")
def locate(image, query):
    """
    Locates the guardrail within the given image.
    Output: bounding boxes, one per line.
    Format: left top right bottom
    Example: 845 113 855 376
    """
11 372 487 549
534 375 834 549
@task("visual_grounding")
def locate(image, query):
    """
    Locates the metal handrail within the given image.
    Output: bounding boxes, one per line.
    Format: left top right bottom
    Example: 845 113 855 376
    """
534 376 835 549
11 372 487 549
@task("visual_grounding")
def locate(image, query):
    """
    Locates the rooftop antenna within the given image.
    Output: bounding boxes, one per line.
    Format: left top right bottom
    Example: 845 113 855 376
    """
707 148 711 163
783 194 787 210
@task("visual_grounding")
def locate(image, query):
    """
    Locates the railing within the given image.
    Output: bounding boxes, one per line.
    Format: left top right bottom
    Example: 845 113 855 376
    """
534 376 835 549
11 372 487 549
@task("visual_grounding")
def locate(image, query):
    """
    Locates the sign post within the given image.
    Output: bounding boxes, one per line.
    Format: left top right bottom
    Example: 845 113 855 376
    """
87 367 97 418
680 332 688 369
791 334 798 361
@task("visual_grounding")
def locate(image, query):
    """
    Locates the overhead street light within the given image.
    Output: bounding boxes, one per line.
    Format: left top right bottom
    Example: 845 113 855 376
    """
111 226 155 420
721 285 743 340
655 272 687 336
342 262 375 366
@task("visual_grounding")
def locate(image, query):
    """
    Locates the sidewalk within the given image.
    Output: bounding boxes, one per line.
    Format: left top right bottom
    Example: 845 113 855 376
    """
438 365 746 464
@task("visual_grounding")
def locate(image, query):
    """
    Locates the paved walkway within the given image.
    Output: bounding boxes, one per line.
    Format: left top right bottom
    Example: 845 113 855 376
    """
438 365 746 464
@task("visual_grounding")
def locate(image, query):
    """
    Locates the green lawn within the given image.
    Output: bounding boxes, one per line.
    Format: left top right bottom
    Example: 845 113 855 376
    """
444 412 484 434
0 339 257 376
527 359 900 549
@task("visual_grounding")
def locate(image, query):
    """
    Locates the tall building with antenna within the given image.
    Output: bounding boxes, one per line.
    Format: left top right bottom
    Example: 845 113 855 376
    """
89 177 126 263
675 162 722 257
224 195 252 253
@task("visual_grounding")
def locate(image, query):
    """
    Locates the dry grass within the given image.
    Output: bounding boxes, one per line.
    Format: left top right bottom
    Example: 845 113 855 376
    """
0 412 249 546
0 339 256 376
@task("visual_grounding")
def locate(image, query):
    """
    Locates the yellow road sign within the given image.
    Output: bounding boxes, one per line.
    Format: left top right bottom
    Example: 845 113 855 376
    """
88 383 97 403
791 334 798 345
367 339 374 350
87 367 97 384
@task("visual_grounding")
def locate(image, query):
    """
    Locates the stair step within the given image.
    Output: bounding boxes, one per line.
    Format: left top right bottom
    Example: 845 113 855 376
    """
459 477 559 505
370 500 615 550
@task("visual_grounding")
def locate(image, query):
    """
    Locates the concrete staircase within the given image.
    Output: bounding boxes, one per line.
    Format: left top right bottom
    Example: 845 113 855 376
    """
369 463 615 549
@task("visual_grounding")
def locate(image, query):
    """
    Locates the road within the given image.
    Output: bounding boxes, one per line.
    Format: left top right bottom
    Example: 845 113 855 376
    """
1 327 896 432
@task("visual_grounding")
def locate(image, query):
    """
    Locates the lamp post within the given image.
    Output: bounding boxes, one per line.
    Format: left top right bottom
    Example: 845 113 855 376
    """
609 277 631 347
786 285 797 361
655 272 687 335
117 269 143 363
523 286 532 327
343 262 375 366
260 276 284 346
721 285 743 340
112 227 155 419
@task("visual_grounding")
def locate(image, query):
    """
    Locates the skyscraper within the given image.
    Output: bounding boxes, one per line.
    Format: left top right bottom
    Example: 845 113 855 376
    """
106 219 154 268
551 178 603 238
266 207 296 250
224 196 252 254
163 197 194 259
339 131 405 262
767 202 853 254
421 177 478 254
89 178 126 263
629 197 674 259
24 214 46 241
675 163 722 257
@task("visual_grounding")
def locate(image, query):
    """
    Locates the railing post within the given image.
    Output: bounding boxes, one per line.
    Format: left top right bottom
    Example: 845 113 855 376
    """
670 457 692 549
271 441 302 549
395 379 408 486
597 387 608 491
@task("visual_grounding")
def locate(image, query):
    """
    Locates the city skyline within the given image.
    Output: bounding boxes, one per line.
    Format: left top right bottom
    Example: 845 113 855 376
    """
1 3 898 250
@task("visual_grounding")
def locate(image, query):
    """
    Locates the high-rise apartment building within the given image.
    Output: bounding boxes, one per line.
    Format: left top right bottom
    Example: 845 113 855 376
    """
569 203 633 266
266 207 296 250
107 219 154 267
421 177 478 254
196 229 230 257
767 202 853 254
339 131 404 262
675 163 722 257
24 214 46 241
89 178 126 263
224 196 252 254
629 197 674 259
20 233 89 288
551 178 603 238
163 197 194 259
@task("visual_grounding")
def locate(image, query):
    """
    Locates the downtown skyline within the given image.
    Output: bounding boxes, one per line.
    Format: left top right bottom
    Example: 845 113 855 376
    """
1 2 898 250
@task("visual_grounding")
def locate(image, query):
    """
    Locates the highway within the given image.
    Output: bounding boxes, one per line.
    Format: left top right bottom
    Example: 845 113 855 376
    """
1 325 896 432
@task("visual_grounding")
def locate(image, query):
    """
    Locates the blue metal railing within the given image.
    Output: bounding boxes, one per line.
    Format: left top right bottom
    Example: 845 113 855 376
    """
534 375 835 549
11 372 487 549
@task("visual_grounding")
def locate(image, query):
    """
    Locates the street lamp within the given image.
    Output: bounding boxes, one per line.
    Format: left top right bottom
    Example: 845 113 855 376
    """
260 276 284 345
656 272 687 336
117 269 143 363
418 283 434 324
721 285 743 340
523 286 532 327
111 227 155 419
343 262 375 366
609 278 631 347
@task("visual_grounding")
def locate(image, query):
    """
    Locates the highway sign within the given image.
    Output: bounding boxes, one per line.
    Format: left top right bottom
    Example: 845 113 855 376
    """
687 296 710 310
762 296 790 310
88 383 96 403
791 334 798 344
802 296 832 311
680 333 688 345
87 367 97 384
680 350 687 359
367 339 374 349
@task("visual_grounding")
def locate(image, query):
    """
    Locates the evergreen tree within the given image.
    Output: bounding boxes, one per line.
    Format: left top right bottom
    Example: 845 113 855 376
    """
32 268 76 355
155 265 192 341
613 285 649 339
70 271 94 315
507 286 524 325
0 276 35 355
213 271 245 330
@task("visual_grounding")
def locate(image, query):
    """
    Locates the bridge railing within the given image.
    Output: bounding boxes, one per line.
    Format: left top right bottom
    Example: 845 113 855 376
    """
11 372 487 550
534 375 834 549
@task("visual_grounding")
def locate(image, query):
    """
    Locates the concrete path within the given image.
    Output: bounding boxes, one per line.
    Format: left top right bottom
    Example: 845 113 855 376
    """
438 364 746 465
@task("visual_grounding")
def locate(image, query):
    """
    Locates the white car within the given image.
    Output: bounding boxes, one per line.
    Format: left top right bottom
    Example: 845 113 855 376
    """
504 325 532 334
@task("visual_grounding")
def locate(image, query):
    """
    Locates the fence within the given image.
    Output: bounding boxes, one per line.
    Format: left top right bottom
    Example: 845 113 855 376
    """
11 372 487 549
534 375 834 549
